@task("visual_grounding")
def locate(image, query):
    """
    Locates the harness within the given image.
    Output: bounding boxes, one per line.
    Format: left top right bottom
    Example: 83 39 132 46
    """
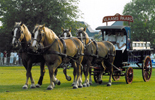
84 39 115 60
39 38 83 61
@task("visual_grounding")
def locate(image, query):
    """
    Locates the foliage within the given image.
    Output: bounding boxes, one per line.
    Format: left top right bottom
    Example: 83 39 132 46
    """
0 0 82 51
0 66 155 100
93 34 102 42
123 0 155 47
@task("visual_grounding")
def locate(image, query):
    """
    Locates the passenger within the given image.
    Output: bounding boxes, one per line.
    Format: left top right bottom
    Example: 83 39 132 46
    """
116 32 126 52
105 31 116 44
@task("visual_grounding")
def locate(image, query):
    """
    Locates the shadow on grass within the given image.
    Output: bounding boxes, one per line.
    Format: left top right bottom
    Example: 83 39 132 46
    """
0 79 145 93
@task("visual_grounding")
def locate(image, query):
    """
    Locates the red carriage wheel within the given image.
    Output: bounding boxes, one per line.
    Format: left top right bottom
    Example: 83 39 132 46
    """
125 67 133 84
93 68 100 83
112 72 121 81
142 56 152 82
94 73 99 83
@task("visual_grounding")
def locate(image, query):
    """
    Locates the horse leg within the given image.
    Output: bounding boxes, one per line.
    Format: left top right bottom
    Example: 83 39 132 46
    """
89 67 92 85
98 61 106 84
73 62 83 89
22 62 29 89
46 60 61 90
107 58 114 86
27 62 36 89
63 67 71 81
77 63 83 88
36 61 45 88
83 61 91 87
71 61 76 86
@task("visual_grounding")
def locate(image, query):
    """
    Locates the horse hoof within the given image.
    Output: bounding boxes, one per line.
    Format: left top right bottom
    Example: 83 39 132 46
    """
99 80 102 84
30 85 36 89
67 76 71 81
83 84 87 87
107 83 111 86
57 81 61 85
47 86 53 90
89 83 92 85
22 85 28 89
73 86 78 89
87 84 90 87
78 85 83 88
36 84 41 88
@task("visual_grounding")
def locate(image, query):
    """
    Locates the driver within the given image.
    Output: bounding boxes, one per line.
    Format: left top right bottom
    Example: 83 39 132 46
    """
116 32 126 52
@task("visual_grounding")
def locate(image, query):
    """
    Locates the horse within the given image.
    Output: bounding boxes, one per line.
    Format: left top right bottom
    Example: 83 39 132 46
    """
59 27 82 86
31 24 84 90
76 27 116 86
11 22 46 89
59 27 72 38
59 27 73 82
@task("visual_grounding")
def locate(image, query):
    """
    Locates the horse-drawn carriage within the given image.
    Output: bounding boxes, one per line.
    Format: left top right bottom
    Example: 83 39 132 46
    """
11 14 152 90
93 14 152 84
94 25 152 84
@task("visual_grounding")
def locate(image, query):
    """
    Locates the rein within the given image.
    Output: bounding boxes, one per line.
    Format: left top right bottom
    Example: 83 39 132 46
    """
38 39 58 54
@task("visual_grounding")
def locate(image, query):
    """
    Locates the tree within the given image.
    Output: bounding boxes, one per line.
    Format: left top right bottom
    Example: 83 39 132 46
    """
123 0 155 47
0 0 82 51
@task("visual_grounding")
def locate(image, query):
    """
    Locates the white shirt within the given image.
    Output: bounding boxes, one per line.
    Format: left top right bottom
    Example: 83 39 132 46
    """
116 35 126 51
105 35 116 41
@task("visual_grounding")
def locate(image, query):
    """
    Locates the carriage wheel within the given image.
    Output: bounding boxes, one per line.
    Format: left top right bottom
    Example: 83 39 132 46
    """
142 56 152 82
93 69 100 83
125 67 133 84
112 72 121 81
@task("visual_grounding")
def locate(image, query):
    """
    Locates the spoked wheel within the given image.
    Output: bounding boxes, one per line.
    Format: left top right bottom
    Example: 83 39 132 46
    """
94 73 99 83
142 56 152 82
112 72 121 81
93 68 100 83
125 67 133 84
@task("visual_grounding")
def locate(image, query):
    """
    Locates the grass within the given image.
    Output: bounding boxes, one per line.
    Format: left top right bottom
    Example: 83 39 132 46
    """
0 66 155 100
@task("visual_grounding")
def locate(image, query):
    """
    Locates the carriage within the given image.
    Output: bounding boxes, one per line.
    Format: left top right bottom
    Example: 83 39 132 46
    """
93 14 153 84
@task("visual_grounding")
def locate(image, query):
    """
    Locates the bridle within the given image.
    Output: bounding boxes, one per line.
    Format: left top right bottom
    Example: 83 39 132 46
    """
77 30 92 48
32 27 45 44
12 26 24 46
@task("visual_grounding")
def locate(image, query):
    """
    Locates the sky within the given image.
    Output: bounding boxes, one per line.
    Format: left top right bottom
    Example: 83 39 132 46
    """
77 0 132 30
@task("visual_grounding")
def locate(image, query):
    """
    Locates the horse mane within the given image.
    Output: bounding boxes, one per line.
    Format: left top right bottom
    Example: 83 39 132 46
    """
44 27 59 39
21 24 32 41
79 27 89 38
15 22 31 42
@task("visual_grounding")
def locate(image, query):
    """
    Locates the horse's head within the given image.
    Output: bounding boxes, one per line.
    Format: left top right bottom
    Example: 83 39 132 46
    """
60 27 72 38
12 22 29 48
76 27 89 45
32 24 47 52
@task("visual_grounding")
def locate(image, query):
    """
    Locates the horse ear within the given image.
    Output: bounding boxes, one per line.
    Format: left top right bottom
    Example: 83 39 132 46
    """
83 27 86 31
69 27 71 32
61 27 64 32
41 24 45 29
20 22 23 26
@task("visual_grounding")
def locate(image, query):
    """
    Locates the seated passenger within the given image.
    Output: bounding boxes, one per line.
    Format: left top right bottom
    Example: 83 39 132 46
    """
105 31 116 44
116 32 126 52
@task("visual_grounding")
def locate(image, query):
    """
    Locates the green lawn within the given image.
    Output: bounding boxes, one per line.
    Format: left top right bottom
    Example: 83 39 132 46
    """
0 66 155 100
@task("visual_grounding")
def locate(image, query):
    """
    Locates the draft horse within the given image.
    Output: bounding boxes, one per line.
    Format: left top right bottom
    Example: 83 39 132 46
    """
77 27 116 86
11 22 46 89
59 27 82 86
31 24 84 90
59 27 72 38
